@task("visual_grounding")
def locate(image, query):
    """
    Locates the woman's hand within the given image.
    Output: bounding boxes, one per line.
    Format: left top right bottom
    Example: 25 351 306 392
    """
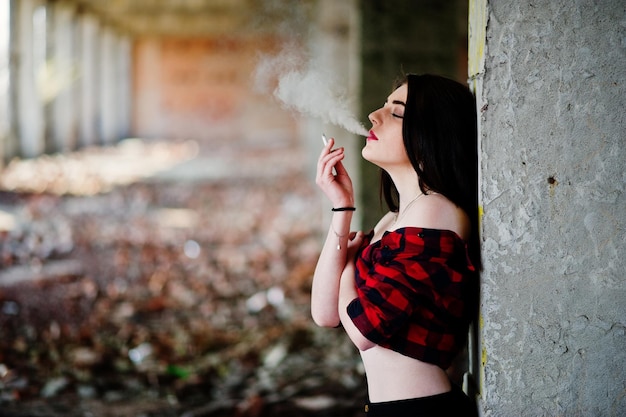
315 137 354 207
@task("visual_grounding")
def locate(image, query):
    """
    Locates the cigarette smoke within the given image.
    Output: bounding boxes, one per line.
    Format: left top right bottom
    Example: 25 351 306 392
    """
254 47 368 137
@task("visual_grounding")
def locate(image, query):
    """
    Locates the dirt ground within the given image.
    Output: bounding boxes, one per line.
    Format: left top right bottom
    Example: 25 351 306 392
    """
0 139 367 417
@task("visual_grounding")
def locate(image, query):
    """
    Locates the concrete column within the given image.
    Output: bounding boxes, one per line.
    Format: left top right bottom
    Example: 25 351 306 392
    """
98 26 117 145
12 0 45 158
133 38 162 139
0 0 10 165
77 12 98 147
471 1 626 415
49 0 77 152
115 34 132 140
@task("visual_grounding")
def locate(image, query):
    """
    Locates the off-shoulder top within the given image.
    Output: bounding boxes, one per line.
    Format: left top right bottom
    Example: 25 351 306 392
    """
347 227 477 369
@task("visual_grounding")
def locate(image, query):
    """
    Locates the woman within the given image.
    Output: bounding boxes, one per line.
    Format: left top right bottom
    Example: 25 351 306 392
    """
312 74 480 416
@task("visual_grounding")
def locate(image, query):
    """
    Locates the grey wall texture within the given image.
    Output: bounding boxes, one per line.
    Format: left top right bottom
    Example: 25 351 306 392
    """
474 1 626 416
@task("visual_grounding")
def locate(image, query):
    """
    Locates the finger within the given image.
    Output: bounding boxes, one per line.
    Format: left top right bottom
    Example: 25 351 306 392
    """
323 152 346 179
319 147 343 170
333 159 348 176
316 156 338 184
317 144 342 175
317 143 335 173
350 230 363 241
319 137 335 155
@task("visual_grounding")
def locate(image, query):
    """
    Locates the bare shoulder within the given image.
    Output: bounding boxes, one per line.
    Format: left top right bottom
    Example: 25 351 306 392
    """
404 193 471 240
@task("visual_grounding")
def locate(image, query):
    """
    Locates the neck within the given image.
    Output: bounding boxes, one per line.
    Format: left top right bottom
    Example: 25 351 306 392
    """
388 168 422 212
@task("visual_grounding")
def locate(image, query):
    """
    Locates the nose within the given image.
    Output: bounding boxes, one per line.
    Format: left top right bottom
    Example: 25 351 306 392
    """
368 108 380 125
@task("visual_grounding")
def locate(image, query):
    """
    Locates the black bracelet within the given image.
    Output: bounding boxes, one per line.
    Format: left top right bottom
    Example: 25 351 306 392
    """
331 207 356 212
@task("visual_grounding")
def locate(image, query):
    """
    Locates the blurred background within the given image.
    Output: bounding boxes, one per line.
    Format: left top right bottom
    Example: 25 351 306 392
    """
0 1 470 415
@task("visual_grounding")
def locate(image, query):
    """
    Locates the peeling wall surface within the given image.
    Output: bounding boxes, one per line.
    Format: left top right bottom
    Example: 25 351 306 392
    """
476 1 626 416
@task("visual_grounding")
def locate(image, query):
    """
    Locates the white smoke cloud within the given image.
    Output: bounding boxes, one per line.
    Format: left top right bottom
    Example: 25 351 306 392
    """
253 46 368 137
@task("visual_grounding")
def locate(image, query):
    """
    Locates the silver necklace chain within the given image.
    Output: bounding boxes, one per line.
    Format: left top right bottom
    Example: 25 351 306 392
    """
393 192 424 226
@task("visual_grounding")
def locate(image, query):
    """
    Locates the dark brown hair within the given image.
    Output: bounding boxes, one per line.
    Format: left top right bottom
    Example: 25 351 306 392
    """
380 73 481 269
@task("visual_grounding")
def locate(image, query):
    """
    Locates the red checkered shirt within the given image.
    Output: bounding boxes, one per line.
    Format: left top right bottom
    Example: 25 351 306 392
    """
347 227 477 369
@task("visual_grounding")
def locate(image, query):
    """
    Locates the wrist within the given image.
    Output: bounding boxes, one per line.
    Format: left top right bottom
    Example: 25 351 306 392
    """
331 198 355 209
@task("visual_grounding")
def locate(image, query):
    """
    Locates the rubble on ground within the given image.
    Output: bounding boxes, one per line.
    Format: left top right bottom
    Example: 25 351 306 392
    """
0 140 366 417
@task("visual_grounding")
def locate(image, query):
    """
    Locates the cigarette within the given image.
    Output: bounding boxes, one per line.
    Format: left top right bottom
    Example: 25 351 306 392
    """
322 133 328 146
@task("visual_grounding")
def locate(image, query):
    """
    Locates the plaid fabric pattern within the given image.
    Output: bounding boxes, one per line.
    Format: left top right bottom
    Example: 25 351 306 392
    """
347 227 477 369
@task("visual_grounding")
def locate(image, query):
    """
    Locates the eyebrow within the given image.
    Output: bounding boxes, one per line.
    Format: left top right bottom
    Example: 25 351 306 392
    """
390 100 406 106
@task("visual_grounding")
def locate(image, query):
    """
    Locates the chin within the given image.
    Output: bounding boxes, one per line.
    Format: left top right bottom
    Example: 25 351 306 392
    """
361 148 383 168
361 145 373 162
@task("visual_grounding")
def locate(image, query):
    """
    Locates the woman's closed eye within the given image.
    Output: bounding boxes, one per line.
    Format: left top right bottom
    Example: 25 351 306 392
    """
390 106 404 119
386 100 405 119
381 105 404 119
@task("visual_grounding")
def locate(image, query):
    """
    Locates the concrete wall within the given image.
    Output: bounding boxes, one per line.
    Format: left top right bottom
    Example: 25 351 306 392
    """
471 1 626 415
0 0 9 166
132 35 294 144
